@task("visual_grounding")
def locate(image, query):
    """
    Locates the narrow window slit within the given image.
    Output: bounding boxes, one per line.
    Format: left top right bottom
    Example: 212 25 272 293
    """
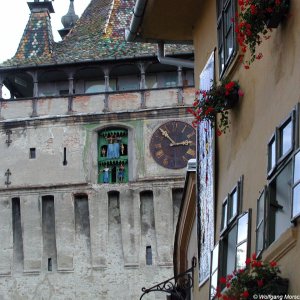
29 148 36 159
63 147 67 165
146 246 152 265
48 258 52 271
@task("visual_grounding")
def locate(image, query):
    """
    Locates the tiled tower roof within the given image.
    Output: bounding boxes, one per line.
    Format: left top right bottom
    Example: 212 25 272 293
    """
1 0 193 68
13 8 54 62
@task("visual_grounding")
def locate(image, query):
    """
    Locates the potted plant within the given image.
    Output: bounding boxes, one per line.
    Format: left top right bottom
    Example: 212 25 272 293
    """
215 254 289 300
236 0 290 68
188 80 243 136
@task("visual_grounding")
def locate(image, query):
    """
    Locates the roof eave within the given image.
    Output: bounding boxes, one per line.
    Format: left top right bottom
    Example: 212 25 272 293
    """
126 0 199 43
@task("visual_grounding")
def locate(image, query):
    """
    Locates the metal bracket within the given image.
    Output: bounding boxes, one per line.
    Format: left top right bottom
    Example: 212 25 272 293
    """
140 257 197 300
5 130 12 146
5 169 11 187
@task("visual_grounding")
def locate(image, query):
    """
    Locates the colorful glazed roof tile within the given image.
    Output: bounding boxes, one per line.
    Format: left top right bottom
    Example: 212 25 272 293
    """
1 0 193 68
12 10 54 62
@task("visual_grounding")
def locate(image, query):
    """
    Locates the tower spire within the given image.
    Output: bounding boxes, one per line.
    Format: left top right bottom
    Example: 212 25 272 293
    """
12 0 54 61
58 0 79 39
28 0 55 14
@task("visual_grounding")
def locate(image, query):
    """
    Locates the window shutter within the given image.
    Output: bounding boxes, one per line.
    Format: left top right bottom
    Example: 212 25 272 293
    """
235 211 251 270
256 188 267 257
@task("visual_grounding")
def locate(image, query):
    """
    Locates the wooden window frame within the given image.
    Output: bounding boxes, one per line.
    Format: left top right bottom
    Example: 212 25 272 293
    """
255 187 267 258
267 109 296 178
213 211 251 299
220 178 242 235
216 0 237 77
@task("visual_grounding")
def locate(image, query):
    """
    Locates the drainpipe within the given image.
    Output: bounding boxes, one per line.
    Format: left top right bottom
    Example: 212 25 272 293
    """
125 0 148 42
157 43 194 69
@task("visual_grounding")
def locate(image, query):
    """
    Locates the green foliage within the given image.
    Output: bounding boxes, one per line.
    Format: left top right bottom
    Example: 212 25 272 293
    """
216 255 288 300
236 0 290 68
188 80 243 135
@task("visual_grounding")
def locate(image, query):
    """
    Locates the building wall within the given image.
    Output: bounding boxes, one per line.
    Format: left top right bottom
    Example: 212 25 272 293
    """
0 185 179 300
190 0 300 299
0 88 195 121
0 87 195 299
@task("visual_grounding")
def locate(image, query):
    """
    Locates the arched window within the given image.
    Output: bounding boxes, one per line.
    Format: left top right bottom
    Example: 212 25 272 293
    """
98 128 128 184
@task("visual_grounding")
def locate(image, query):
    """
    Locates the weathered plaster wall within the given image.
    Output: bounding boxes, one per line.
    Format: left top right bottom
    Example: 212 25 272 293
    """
0 88 194 121
0 185 180 300
191 0 300 299
0 78 195 299
0 124 86 188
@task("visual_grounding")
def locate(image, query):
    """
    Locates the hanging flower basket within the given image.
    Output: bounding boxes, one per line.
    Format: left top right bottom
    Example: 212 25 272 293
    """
215 254 289 300
187 80 243 136
223 90 240 110
264 0 290 28
236 0 290 68
258 277 289 296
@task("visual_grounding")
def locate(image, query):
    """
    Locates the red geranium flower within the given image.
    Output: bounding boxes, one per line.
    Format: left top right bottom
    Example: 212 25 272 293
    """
270 261 277 267
242 290 249 298
220 277 227 284
257 279 264 287
205 107 214 116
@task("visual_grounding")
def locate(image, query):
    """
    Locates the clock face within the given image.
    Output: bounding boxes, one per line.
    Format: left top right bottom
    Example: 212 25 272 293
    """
149 120 196 169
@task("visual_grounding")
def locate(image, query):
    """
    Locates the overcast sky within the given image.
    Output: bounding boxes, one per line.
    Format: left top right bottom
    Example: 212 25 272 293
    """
0 0 91 63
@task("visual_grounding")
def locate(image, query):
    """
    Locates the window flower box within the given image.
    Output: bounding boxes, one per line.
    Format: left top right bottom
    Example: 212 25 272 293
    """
236 0 290 68
188 80 243 136
216 255 289 300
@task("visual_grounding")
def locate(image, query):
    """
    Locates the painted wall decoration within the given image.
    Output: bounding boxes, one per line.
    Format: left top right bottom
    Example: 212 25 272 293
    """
197 51 215 284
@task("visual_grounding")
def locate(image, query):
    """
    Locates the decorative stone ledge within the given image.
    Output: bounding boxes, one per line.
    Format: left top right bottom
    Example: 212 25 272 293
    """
263 226 298 262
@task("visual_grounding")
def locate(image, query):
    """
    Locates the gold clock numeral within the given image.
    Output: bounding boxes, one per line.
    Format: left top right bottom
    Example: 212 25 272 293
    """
187 131 196 139
187 148 196 157
181 125 187 133
156 149 164 159
163 158 169 166
182 156 189 162
172 122 178 131
163 126 170 134
154 143 162 149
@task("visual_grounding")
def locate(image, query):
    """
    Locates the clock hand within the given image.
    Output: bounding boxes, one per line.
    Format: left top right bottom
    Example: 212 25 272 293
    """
159 128 176 144
170 140 193 147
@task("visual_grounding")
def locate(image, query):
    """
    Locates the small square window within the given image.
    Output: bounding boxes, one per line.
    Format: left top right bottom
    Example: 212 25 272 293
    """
29 148 36 159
